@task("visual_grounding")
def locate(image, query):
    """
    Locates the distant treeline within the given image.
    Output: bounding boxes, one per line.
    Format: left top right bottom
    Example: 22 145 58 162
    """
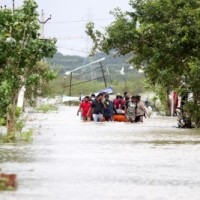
46 51 140 79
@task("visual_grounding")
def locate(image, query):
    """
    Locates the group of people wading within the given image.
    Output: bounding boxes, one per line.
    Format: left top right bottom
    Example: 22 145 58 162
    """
77 92 149 123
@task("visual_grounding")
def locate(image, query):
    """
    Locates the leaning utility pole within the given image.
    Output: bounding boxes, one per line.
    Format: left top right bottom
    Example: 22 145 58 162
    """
100 61 107 88
38 10 51 39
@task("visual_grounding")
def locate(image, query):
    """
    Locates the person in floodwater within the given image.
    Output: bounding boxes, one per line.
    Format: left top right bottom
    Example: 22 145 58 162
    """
88 93 105 122
118 95 126 111
125 95 136 123
113 93 125 113
102 92 107 99
90 94 96 102
113 93 121 110
89 94 96 121
123 92 128 99
135 95 148 122
103 94 117 121
77 96 92 121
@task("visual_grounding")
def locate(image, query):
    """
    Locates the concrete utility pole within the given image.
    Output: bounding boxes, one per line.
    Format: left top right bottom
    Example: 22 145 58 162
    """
38 10 51 39
12 0 15 11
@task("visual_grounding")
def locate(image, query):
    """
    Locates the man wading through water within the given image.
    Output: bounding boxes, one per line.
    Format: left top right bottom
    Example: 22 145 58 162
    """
135 95 148 122
77 96 92 121
125 96 136 123
103 94 117 121
88 93 105 122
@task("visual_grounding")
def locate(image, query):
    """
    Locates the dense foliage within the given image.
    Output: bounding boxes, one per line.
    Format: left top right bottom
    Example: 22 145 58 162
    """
86 0 200 126
0 0 57 133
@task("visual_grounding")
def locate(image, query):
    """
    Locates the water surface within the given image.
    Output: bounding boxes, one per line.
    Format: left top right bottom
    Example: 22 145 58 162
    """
1 106 200 200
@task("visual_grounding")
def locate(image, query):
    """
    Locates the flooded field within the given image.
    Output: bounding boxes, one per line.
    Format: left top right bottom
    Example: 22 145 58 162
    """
1 106 200 200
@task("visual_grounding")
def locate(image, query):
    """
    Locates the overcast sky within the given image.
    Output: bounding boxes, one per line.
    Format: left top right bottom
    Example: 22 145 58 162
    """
1 0 131 56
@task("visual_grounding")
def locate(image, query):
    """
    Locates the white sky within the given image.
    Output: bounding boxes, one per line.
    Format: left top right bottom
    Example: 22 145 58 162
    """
1 0 131 56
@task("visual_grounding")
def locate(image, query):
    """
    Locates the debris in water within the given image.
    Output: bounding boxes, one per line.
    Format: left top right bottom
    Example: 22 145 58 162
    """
0 173 17 191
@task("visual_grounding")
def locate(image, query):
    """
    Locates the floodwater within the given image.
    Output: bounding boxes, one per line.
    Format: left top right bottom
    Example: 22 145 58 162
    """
1 106 200 200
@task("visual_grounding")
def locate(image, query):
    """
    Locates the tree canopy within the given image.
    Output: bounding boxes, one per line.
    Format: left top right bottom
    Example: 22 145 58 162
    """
86 0 200 124
0 0 57 133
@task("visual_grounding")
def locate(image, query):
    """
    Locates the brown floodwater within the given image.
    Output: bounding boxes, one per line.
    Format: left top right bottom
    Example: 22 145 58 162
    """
1 106 200 200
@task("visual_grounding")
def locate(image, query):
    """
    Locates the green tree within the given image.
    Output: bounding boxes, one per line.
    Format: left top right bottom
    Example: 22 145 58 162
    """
181 59 200 127
25 61 58 106
86 0 200 123
0 0 57 134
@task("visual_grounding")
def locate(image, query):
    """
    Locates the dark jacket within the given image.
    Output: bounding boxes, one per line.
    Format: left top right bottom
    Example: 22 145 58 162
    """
91 99 104 114
103 100 116 117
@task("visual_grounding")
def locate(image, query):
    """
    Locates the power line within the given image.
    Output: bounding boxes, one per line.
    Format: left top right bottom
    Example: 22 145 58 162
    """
56 36 87 40
57 46 89 54
48 18 114 24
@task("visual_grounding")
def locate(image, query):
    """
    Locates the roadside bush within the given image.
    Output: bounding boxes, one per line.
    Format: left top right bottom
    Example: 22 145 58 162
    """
36 104 58 113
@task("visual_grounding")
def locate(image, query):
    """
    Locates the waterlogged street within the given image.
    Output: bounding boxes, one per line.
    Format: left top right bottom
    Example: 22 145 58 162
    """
1 106 200 200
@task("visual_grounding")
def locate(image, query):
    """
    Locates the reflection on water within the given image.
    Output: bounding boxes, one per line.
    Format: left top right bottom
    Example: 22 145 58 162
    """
1 106 200 200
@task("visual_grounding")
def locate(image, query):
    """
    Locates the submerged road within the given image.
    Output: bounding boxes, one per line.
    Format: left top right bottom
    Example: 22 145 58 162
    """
1 106 200 200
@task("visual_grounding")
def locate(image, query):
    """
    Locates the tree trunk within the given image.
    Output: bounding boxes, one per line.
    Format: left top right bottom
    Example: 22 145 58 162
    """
193 95 199 128
7 105 15 135
7 115 13 134
165 92 171 116
7 92 18 135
